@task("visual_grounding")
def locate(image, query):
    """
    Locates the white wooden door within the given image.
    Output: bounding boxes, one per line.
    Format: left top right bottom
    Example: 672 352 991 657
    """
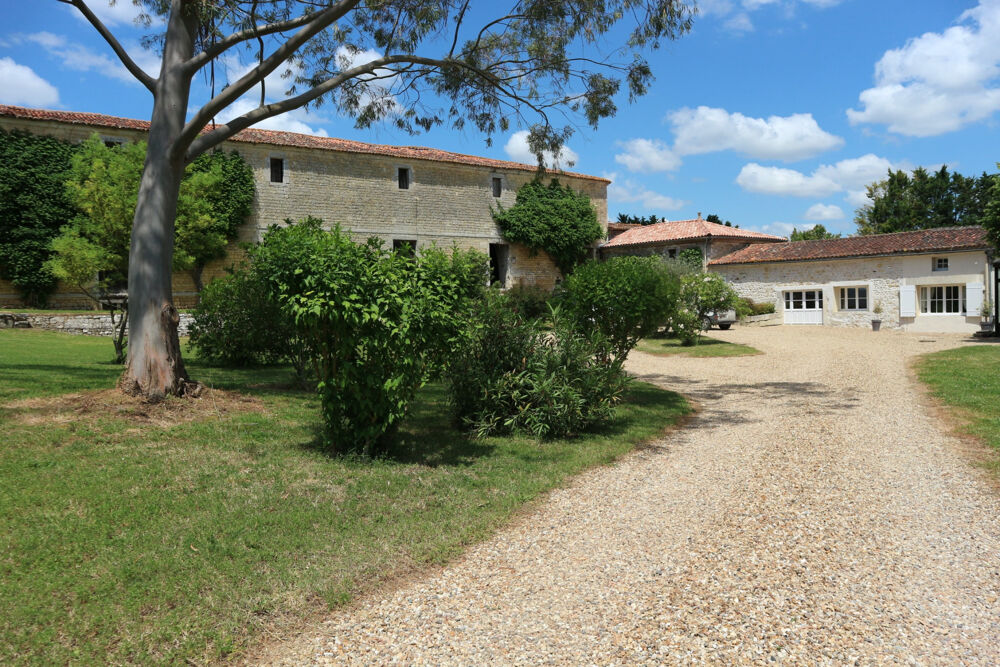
783 290 823 325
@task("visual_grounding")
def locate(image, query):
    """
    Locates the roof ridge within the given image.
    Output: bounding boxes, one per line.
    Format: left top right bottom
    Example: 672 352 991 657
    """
0 104 609 183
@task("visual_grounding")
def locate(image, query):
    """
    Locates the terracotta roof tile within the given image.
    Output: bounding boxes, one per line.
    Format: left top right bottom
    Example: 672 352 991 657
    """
0 104 609 183
709 226 989 265
601 218 785 248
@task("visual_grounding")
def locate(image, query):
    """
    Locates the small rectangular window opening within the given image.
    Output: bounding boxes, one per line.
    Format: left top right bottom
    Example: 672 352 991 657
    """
933 257 949 271
489 243 509 287
270 157 284 183
392 239 417 256
492 177 502 198
397 167 410 190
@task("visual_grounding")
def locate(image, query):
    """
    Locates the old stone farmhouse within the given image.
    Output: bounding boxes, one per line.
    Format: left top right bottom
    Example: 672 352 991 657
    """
601 215 785 268
709 226 994 334
0 104 609 308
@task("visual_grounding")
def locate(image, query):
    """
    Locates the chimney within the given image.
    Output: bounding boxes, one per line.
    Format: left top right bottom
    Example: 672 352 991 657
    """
697 211 702 220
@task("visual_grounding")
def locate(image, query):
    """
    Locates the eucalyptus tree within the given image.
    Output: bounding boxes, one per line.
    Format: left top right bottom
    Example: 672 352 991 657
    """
61 0 695 400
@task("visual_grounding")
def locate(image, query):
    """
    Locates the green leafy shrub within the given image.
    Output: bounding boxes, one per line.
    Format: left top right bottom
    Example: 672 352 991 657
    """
671 272 740 345
448 292 627 438
560 256 681 360
187 266 311 379
735 297 775 318
493 179 603 275
504 283 552 320
257 218 485 454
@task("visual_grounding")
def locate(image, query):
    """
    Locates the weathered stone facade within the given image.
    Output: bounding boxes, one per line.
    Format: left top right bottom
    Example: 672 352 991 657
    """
0 108 609 308
712 250 991 333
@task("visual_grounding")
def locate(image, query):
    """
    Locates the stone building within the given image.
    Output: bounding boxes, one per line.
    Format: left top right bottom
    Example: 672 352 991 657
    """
0 104 609 308
600 214 785 268
709 227 993 333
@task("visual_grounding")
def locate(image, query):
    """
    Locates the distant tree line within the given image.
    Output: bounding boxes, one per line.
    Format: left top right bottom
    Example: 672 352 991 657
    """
855 165 996 236
615 212 738 227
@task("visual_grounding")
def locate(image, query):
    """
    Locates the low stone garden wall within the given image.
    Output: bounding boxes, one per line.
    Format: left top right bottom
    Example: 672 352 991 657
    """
0 312 194 337
740 312 781 326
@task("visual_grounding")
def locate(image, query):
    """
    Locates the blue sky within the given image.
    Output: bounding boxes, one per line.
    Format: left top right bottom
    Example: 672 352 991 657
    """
1 0 998 237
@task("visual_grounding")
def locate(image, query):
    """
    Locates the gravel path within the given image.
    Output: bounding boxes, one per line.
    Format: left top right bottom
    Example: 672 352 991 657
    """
257 326 1000 665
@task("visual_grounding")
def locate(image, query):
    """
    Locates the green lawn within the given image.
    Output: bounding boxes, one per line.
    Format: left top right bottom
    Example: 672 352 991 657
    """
636 334 760 358
916 344 1000 473
0 329 690 664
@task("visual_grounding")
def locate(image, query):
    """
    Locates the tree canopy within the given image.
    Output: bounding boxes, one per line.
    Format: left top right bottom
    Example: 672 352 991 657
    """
854 166 995 235
616 213 664 225
46 135 253 302
789 224 840 241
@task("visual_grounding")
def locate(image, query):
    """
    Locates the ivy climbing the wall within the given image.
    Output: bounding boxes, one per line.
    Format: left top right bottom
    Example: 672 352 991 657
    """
0 130 78 306
493 179 603 276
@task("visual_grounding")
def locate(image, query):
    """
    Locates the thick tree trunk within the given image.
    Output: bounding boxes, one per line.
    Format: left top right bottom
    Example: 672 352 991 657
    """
119 3 201 401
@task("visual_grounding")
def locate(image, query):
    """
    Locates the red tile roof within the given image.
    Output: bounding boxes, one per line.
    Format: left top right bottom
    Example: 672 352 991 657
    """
709 226 989 265
0 104 609 183
601 218 785 248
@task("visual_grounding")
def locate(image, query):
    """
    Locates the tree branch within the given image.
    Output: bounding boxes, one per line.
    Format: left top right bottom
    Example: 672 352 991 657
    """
185 53 518 160
183 11 317 74
58 0 156 92
177 0 360 153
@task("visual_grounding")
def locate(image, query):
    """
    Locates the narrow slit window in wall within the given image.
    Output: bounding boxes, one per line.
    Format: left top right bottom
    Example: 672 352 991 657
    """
492 177 502 198
270 157 284 183
397 167 410 189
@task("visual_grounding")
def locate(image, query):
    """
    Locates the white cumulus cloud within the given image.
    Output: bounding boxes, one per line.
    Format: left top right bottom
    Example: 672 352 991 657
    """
67 0 153 26
605 172 687 212
20 31 159 83
669 106 842 161
804 203 844 220
0 58 59 107
736 164 839 197
613 138 681 173
847 0 1000 136
736 153 900 200
504 131 579 169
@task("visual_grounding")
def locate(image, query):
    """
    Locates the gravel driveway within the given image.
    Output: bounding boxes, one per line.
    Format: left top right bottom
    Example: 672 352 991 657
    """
258 326 1000 665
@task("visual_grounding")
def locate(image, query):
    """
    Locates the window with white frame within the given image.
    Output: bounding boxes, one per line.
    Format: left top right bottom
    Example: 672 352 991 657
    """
784 289 823 310
932 257 949 271
838 286 868 311
919 285 965 314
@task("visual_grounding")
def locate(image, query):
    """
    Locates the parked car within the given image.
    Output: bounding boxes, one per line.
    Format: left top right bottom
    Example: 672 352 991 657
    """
703 309 736 330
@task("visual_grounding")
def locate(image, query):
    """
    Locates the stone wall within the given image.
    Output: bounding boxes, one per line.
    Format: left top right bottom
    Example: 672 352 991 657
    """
711 250 991 333
0 115 608 305
0 312 193 337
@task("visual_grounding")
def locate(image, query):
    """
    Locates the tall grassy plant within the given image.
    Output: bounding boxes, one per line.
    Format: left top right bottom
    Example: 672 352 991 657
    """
561 256 682 360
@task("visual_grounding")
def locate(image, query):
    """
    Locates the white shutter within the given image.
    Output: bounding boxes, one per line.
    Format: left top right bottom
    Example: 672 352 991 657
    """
966 282 984 316
899 285 916 318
